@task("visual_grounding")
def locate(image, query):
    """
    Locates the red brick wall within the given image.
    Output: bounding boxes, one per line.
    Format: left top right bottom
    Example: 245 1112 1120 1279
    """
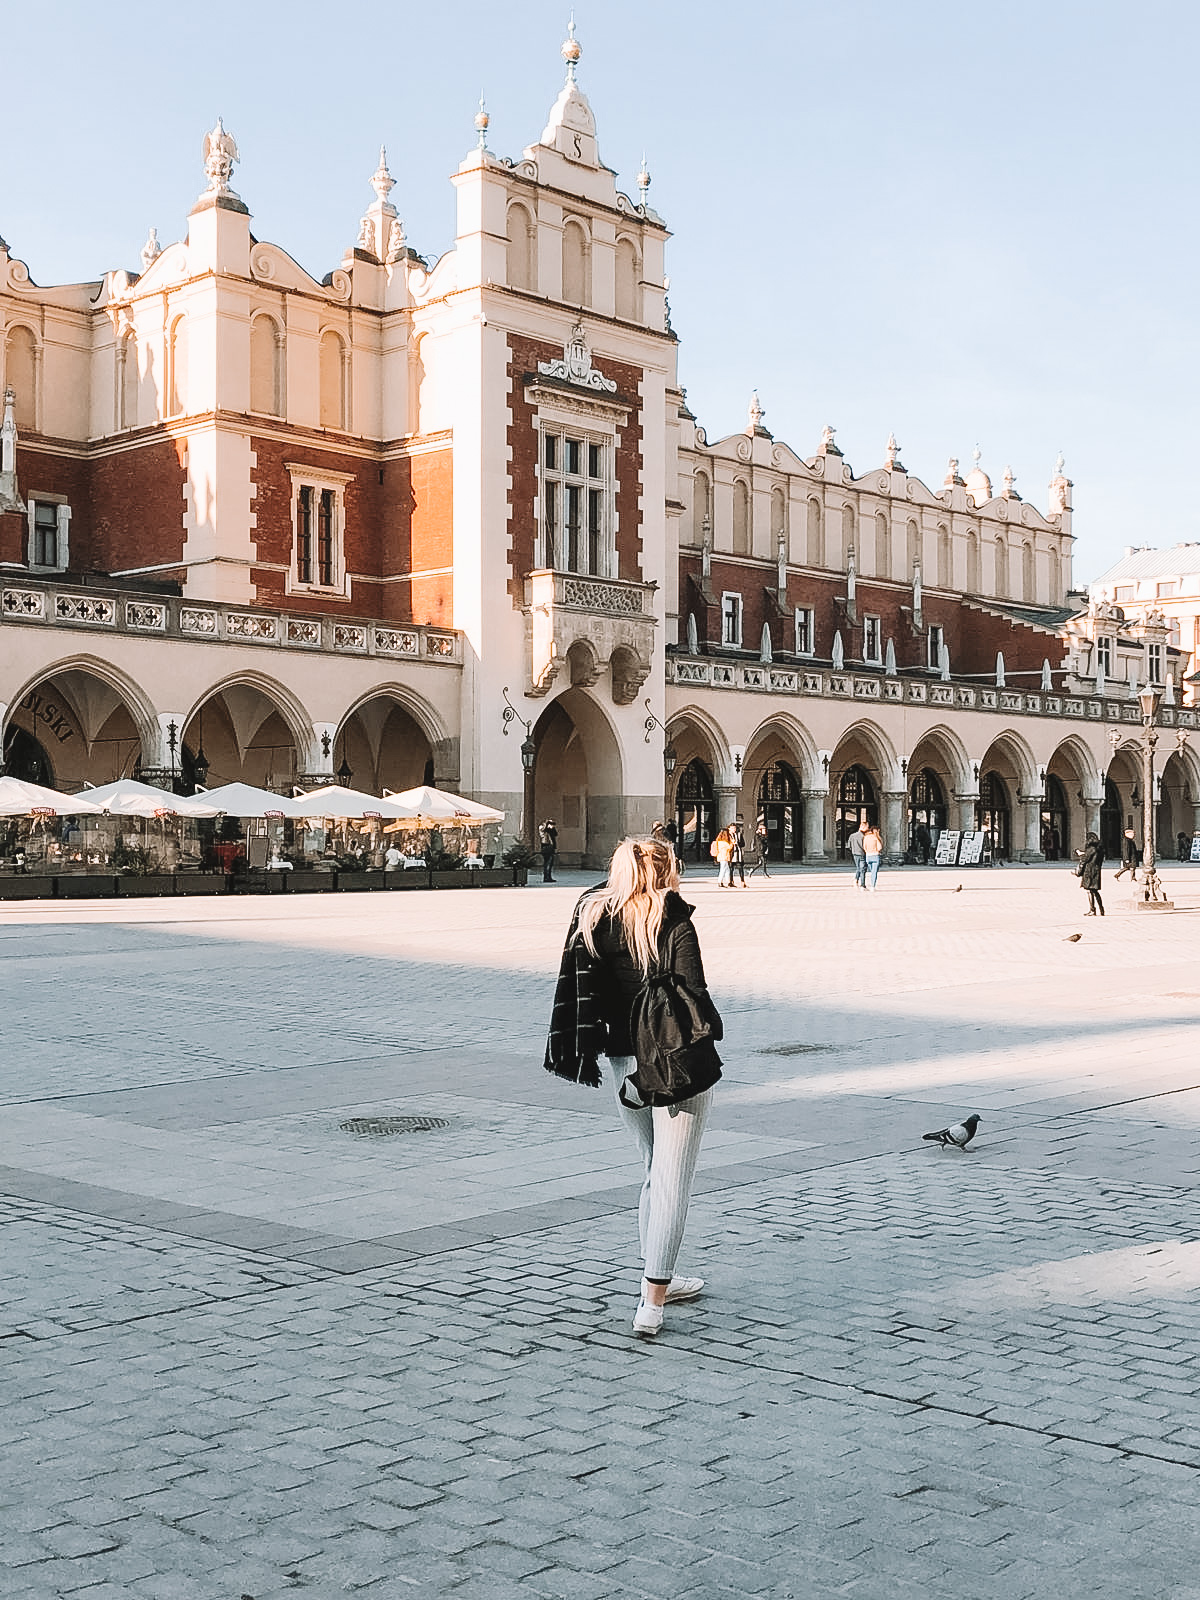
398 448 453 626
681 553 1067 674
506 334 644 601
89 439 186 575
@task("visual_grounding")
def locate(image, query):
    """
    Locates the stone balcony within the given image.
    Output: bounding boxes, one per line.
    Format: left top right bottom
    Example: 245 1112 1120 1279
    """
0 579 462 666
665 653 1198 732
521 568 657 702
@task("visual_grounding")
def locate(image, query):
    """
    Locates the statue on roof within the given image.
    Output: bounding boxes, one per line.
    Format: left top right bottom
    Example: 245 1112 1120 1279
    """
202 118 240 198
1049 451 1071 514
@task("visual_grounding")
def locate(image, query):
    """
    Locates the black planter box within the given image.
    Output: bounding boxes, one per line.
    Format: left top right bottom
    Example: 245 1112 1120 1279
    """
117 875 177 897
174 873 228 895
0 875 57 899
471 868 514 888
430 870 472 889
234 871 288 894
56 875 119 898
336 872 381 891
384 870 431 889
284 870 337 893
511 865 529 886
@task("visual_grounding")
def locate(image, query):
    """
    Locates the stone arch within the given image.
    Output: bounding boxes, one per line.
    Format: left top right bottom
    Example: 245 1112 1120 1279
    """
906 518 922 576
875 511 892 580
994 535 1009 599
732 478 751 556
532 686 624 866
908 722 973 797
5 323 39 431
692 470 712 544
506 201 536 291
168 314 187 416
614 235 640 320
807 497 824 566
841 503 855 570
744 712 822 793
116 328 138 430
771 486 787 549
562 217 591 306
978 728 1039 859
319 328 347 429
967 530 981 592
184 670 315 791
250 311 284 416
1022 540 1035 602
979 727 1039 796
333 685 447 795
665 704 733 788
335 681 450 756
3 654 161 787
937 523 952 587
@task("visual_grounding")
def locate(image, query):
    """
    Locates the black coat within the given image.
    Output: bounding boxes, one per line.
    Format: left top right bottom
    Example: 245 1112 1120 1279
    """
1077 839 1104 890
1121 835 1138 865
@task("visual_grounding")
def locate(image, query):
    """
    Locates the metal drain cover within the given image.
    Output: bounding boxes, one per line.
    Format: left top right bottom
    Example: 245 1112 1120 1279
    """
759 1043 834 1056
338 1116 450 1136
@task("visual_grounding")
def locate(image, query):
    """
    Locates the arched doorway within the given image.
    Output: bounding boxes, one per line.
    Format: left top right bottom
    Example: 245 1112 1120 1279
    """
1100 776 1123 859
976 771 1011 860
674 759 715 863
908 767 946 856
757 761 803 862
531 689 624 868
1041 774 1069 860
182 684 300 794
335 694 435 795
3 667 147 789
835 764 877 859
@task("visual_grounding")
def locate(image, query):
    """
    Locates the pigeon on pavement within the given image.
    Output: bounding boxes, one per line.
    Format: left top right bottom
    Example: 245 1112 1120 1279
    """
922 1113 981 1149
1064 932 1082 942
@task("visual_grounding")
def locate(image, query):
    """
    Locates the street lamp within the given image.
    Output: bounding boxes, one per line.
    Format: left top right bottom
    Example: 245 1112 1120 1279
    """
644 699 678 787
502 686 537 849
1136 685 1171 908
335 757 353 787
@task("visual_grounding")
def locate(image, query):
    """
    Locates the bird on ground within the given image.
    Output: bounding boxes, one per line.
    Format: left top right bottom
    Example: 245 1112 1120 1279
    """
922 1113 981 1149
1064 932 1082 943
952 883 963 892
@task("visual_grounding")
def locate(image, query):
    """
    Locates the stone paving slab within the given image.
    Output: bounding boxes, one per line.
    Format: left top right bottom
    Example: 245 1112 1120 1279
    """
3 867 1200 1597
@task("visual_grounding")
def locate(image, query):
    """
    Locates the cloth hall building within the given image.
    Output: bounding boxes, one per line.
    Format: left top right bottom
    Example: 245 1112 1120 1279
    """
1 33 1197 865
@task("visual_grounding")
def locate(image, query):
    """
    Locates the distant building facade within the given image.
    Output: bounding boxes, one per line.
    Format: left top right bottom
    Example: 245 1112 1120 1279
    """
1 32 1197 862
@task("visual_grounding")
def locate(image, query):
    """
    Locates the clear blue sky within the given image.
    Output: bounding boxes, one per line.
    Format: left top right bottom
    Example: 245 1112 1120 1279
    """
5 0 1196 584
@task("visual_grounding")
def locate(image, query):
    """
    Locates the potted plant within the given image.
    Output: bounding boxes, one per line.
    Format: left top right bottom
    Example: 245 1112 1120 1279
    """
501 838 536 887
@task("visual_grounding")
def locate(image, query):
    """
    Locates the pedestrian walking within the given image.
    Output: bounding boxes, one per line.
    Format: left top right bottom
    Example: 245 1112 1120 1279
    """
539 818 558 883
863 823 884 891
755 815 771 877
1177 832 1190 862
711 826 734 887
848 818 870 887
544 837 722 1338
1113 828 1139 882
914 821 932 864
730 817 747 888
1075 831 1105 916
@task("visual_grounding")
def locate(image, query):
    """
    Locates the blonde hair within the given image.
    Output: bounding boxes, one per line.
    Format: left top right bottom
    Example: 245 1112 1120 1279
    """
576 837 680 977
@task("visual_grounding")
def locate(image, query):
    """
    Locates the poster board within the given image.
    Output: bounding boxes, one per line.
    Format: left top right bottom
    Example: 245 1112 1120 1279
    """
958 830 986 866
1191 836 1200 863
934 829 962 865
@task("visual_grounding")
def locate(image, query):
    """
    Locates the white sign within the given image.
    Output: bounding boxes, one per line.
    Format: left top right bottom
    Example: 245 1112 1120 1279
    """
935 829 962 865
1191 836 1200 863
959 830 986 866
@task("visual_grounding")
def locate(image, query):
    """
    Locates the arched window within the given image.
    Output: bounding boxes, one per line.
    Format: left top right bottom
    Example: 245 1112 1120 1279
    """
250 314 284 416
995 536 1009 599
757 761 804 862
967 531 981 592
1042 774 1069 860
909 768 946 841
732 480 751 556
907 519 922 576
168 316 188 417
937 524 952 588
1022 541 1035 602
562 219 590 306
319 330 346 429
117 333 138 430
674 759 715 863
842 504 856 571
507 203 536 291
409 333 428 434
807 497 824 567
977 771 1010 859
615 236 640 320
771 487 787 552
835 763 877 858
693 472 711 545
7 325 38 431
875 512 891 580
1048 547 1061 605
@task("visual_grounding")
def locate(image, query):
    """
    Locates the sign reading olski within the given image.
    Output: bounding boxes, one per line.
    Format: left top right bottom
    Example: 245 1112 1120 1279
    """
19 689 75 744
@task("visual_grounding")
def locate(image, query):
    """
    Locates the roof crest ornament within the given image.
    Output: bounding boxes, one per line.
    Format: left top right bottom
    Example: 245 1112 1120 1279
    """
202 117 240 200
140 227 162 273
562 15 581 82
474 95 491 153
538 323 617 393
637 153 651 210
357 146 404 263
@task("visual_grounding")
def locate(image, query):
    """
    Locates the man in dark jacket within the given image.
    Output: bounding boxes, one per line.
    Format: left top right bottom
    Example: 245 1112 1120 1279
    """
1114 828 1138 882
539 819 558 882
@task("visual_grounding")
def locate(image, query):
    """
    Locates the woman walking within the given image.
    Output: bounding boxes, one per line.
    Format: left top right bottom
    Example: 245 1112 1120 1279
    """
1076 831 1105 916
863 823 884 891
545 838 722 1338
711 826 734 887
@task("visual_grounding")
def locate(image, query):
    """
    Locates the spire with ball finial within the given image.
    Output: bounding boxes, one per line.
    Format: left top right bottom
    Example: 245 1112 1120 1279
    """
562 15 581 81
637 153 651 210
474 94 490 152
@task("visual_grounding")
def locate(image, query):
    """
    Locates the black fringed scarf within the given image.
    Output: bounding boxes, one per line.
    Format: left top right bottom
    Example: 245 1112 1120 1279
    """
543 897 606 1088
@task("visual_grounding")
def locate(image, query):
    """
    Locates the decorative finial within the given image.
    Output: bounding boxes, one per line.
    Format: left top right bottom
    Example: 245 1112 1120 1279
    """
474 95 490 152
748 391 765 433
1 386 17 476
562 15 581 81
140 226 161 272
371 146 396 206
637 153 651 207
973 443 982 470
1056 450 1065 476
1003 464 1015 490
202 117 240 199
885 432 899 467
821 423 836 449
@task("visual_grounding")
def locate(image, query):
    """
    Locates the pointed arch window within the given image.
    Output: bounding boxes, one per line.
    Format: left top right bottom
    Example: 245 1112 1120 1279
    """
562 219 591 306
319 329 347 430
250 313 285 417
807 497 824 566
507 202 536 291
615 236 640 320
693 471 711 546
6 326 38 431
937 524 952 588
875 512 891 579
168 316 188 417
732 480 751 556
1022 541 1035 602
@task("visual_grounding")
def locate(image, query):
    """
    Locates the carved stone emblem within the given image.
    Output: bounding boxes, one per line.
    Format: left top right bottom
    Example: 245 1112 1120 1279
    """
538 324 617 393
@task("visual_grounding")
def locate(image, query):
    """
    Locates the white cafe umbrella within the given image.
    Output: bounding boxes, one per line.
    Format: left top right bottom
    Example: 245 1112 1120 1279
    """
83 779 220 818
198 782 302 819
385 785 504 822
288 784 413 820
0 777 104 816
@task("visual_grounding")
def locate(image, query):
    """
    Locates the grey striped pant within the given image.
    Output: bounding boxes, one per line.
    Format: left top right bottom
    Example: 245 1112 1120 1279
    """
610 1056 713 1281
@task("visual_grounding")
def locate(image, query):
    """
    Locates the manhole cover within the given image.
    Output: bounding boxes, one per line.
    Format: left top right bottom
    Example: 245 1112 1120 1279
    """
758 1043 834 1057
338 1116 450 1136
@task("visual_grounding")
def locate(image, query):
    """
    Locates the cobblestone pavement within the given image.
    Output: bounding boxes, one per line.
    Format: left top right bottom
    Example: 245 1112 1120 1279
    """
2 863 1200 1598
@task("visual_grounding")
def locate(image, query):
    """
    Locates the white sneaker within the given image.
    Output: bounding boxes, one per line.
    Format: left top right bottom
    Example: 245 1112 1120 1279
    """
664 1276 704 1303
632 1300 664 1337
